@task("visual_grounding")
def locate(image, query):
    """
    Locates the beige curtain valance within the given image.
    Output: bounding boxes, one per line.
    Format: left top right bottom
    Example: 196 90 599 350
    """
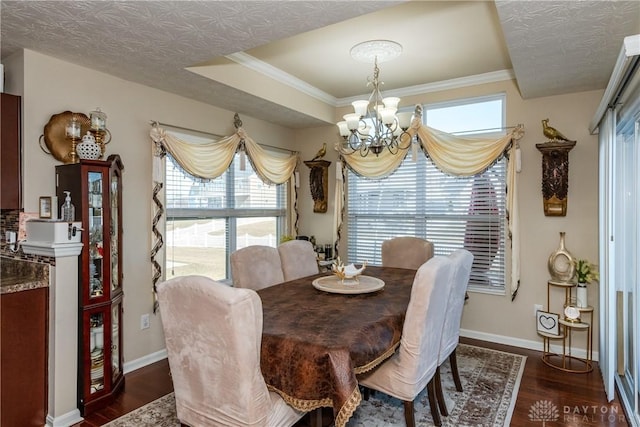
149 125 299 185
337 111 524 178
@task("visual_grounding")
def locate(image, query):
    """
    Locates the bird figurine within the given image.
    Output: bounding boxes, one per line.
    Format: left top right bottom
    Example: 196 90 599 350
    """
542 119 572 142
311 142 327 161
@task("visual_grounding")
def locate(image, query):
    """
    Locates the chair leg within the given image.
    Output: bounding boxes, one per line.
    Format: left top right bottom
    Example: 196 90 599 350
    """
434 366 449 416
450 348 463 392
402 400 416 427
427 378 442 426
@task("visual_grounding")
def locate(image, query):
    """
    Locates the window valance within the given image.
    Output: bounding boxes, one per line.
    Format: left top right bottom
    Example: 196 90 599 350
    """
336 107 524 179
149 124 299 185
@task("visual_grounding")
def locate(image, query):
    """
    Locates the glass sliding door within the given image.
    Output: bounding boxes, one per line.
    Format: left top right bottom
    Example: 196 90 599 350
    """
597 35 640 426
614 81 640 425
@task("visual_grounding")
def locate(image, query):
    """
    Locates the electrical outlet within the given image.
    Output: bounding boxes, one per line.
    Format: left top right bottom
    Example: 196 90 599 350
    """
140 313 150 330
534 304 543 316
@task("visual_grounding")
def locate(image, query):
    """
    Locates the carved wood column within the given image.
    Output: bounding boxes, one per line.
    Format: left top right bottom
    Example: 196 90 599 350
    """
303 160 331 213
535 140 576 216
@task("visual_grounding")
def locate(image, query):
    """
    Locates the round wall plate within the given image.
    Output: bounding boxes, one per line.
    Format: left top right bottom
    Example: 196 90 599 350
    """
41 111 91 163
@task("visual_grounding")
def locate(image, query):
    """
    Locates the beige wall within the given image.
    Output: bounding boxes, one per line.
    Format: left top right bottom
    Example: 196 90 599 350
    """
295 80 602 355
10 49 299 365
9 48 601 366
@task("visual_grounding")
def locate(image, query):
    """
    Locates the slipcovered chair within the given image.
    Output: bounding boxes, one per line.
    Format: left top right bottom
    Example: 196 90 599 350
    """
230 245 284 290
434 249 474 416
358 256 455 427
278 239 319 281
381 236 434 270
157 275 306 427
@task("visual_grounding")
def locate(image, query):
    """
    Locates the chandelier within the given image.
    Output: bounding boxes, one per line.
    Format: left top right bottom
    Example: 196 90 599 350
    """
336 42 414 157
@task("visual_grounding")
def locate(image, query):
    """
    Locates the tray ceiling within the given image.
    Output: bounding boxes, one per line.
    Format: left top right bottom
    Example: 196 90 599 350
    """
1 1 638 129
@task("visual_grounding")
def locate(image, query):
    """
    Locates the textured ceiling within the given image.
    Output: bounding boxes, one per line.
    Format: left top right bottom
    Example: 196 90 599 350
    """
1 1 639 129
495 0 640 99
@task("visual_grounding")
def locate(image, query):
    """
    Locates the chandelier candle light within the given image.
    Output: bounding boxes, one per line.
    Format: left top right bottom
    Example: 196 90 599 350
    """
337 40 414 157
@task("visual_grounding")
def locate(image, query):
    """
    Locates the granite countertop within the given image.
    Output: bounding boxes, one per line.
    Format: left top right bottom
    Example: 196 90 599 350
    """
1 257 49 294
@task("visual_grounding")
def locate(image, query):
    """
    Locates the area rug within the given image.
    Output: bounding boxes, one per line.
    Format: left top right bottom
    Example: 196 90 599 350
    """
103 344 525 427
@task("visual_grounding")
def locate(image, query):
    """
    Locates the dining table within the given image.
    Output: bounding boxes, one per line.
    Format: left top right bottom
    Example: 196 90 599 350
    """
256 265 416 427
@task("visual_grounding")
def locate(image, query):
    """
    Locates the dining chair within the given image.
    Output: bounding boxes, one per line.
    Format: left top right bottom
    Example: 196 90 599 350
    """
434 249 474 416
278 239 319 281
157 275 306 427
358 256 455 427
230 245 285 290
381 236 434 270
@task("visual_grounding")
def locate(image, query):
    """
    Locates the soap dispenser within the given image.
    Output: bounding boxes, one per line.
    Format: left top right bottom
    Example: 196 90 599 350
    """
61 191 75 222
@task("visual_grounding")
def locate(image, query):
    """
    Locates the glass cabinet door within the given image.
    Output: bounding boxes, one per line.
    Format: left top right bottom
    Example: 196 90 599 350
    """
111 300 122 383
110 170 120 294
88 311 106 395
88 171 104 300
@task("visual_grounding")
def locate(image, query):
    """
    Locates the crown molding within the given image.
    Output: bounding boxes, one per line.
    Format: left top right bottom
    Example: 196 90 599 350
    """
226 52 515 109
225 52 338 105
337 69 515 107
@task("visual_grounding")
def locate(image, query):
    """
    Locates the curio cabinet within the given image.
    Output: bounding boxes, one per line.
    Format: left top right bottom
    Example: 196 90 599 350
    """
56 154 124 415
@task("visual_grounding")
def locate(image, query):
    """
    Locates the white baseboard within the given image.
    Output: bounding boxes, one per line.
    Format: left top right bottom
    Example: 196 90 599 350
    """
461 329 599 362
123 348 168 374
46 409 83 427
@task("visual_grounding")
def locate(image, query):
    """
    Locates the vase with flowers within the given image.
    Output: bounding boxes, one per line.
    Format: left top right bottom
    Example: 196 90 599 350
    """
574 259 599 308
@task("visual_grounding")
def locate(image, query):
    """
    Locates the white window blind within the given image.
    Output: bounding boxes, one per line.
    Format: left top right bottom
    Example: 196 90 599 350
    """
347 94 507 292
164 131 287 281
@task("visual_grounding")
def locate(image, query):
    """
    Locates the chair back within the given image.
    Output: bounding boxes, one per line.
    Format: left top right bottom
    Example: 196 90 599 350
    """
157 275 273 426
381 236 434 269
278 239 319 281
394 256 454 395
439 249 474 364
231 245 285 290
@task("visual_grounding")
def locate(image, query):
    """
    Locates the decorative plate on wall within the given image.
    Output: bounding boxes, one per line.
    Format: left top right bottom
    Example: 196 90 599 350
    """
39 111 90 163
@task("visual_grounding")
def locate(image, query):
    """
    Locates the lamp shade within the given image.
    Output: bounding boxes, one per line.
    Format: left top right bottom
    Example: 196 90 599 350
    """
352 100 369 117
336 121 350 137
344 113 360 130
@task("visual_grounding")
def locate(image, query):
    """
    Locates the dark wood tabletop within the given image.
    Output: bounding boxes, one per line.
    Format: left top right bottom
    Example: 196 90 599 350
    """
257 265 416 427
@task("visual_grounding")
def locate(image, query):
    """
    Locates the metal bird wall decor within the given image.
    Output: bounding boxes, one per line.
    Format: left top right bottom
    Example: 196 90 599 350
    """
542 119 573 142
311 142 327 161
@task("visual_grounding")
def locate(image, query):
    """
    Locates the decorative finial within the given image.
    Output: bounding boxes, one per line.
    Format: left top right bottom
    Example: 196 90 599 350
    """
234 113 243 129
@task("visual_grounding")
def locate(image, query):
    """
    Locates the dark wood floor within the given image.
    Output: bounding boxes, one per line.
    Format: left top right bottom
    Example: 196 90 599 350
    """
75 337 629 426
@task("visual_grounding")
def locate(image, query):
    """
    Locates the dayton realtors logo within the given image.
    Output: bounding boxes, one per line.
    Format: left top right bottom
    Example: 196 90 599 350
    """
529 400 626 424
528 400 560 425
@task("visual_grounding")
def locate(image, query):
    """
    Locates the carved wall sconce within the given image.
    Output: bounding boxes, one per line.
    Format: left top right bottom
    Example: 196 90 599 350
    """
304 160 331 213
535 140 576 216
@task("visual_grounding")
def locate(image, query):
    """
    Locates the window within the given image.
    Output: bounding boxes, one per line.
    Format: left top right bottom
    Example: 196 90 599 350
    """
164 132 287 281
347 94 507 293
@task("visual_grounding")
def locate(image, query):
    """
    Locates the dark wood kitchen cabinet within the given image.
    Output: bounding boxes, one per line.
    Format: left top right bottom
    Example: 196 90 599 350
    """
1 287 49 427
1 93 22 209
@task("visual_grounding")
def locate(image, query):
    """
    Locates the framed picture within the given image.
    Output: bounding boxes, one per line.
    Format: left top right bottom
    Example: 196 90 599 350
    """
536 310 560 336
39 196 53 219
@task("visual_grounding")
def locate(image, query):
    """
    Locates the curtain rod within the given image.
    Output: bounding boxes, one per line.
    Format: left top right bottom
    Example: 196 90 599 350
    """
150 120 224 139
150 120 298 154
446 124 524 136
